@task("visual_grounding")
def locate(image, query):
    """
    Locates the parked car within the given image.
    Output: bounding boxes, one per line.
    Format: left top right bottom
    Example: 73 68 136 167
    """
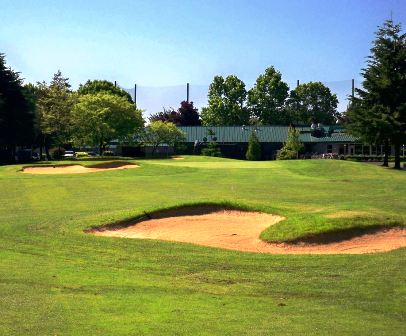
63 150 75 158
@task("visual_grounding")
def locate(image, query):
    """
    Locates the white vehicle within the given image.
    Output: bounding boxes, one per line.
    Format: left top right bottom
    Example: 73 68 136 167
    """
63 150 75 158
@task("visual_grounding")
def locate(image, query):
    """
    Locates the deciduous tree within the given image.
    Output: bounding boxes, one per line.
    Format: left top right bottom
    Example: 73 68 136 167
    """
201 75 249 125
286 82 339 125
247 66 289 125
71 92 144 154
78 80 133 103
142 121 186 155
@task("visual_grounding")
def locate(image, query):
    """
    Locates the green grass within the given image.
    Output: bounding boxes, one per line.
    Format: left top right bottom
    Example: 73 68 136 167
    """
0 157 405 335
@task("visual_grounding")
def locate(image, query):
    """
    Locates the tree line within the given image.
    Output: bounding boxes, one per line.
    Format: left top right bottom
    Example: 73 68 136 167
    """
1 18 404 165
200 68 340 126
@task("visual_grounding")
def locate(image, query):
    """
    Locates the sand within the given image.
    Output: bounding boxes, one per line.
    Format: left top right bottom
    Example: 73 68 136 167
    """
22 162 139 174
91 207 406 254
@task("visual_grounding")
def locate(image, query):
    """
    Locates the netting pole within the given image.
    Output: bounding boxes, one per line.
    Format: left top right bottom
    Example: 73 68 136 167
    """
134 84 137 108
187 83 190 103
351 79 355 98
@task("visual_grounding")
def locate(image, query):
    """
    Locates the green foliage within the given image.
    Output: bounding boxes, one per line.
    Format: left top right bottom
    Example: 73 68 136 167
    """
346 19 406 169
75 152 88 158
77 80 133 103
286 82 339 124
142 121 186 154
71 92 144 154
277 127 304 160
0 53 35 159
245 131 261 160
201 141 222 157
247 66 289 125
36 70 75 147
201 75 249 125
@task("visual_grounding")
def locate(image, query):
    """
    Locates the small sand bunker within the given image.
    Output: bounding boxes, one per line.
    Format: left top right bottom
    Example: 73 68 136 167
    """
91 207 406 254
22 162 138 174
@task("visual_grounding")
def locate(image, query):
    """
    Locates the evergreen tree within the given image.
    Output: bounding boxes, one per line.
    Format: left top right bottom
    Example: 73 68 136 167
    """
246 131 261 160
36 71 75 158
0 53 35 162
346 19 406 169
277 127 304 160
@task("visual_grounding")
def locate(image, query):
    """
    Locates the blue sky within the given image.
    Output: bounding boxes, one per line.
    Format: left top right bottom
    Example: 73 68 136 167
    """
1 0 405 113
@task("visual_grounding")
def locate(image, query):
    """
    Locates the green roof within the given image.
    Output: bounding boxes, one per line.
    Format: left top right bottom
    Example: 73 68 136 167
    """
178 126 358 143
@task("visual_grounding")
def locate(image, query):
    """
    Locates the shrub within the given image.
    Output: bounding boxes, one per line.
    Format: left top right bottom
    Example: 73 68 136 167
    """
246 131 261 160
276 148 297 160
75 152 88 158
50 147 65 160
201 142 222 157
102 150 114 156
277 127 303 160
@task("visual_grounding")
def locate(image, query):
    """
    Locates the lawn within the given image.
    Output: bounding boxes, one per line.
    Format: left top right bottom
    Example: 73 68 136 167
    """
0 157 405 335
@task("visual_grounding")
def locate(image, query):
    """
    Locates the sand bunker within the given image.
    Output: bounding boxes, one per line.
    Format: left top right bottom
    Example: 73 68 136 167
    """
91 207 406 254
22 162 138 174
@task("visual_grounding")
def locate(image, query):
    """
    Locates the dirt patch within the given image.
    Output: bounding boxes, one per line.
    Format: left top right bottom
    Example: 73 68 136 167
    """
22 163 138 174
171 156 185 160
90 207 406 254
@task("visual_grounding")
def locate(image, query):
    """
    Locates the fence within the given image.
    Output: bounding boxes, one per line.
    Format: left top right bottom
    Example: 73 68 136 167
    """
119 79 362 120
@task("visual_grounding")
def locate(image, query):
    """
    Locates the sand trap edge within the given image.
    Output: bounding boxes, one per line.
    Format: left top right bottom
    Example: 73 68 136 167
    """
86 205 406 254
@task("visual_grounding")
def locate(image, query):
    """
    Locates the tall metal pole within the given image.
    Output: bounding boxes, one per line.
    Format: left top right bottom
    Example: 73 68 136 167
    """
296 80 299 87
114 80 117 87
351 79 355 98
186 83 190 103
134 84 137 108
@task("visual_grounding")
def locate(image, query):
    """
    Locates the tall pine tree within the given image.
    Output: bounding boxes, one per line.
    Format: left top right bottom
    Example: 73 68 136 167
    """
0 53 35 162
347 19 406 169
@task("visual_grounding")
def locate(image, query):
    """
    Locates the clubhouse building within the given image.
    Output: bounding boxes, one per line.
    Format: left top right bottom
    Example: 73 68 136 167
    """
125 125 402 160
174 125 376 160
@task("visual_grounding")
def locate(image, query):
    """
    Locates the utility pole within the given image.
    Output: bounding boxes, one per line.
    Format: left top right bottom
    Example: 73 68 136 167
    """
186 83 190 103
296 80 299 87
114 81 117 87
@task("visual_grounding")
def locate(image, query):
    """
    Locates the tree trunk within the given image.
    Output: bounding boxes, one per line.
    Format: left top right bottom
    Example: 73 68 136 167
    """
382 140 389 167
99 142 103 156
39 135 44 161
44 135 51 161
394 143 401 169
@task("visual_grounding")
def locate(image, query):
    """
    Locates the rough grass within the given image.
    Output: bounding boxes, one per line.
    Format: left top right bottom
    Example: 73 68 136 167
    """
0 157 405 335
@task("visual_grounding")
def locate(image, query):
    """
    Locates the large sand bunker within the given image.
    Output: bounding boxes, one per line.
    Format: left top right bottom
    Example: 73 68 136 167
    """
91 206 406 254
22 162 138 174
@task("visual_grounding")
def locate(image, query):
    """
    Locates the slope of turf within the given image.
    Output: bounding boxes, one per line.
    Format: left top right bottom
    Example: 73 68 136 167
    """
0 157 405 335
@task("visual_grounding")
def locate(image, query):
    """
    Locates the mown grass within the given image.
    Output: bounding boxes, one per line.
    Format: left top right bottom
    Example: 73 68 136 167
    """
0 157 405 335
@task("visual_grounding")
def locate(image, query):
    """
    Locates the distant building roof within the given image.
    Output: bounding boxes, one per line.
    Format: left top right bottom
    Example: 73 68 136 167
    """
178 126 358 144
